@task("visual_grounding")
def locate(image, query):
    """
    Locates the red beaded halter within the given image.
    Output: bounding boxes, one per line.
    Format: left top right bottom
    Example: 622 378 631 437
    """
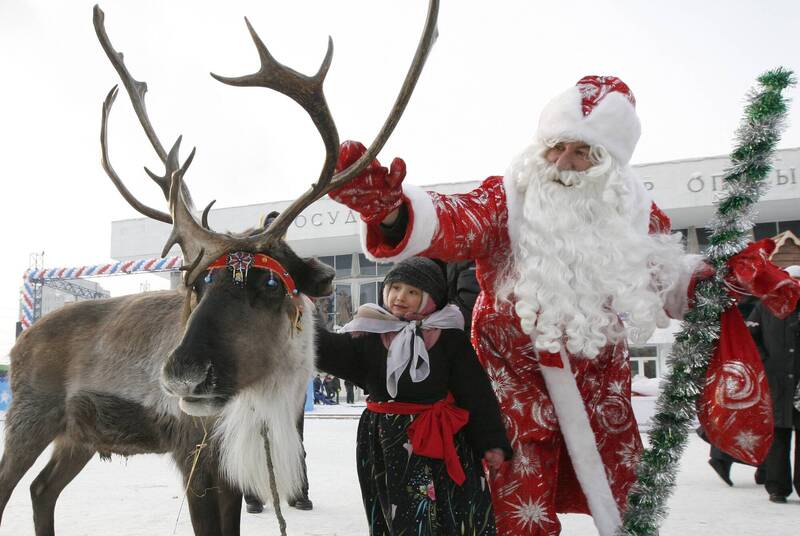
206 252 298 296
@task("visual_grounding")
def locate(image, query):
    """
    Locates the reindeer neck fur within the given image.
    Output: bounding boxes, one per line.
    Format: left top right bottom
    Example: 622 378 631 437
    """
211 295 316 501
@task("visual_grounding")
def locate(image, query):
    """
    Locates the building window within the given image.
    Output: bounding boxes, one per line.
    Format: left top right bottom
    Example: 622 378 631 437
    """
377 262 393 276
360 281 384 307
333 284 354 327
629 345 658 378
335 254 353 278
315 295 335 330
358 254 393 277
318 255 354 278
358 253 376 276
696 227 711 253
674 228 688 246
778 220 800 236
754 221 779 241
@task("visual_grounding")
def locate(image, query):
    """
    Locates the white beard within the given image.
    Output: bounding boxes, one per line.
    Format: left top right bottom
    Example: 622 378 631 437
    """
501 143 686 358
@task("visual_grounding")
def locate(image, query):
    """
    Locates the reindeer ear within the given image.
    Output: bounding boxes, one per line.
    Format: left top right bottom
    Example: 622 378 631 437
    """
295 257 335 298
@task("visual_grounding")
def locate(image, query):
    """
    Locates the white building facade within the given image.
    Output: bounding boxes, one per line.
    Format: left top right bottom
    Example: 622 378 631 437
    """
110 148 800 379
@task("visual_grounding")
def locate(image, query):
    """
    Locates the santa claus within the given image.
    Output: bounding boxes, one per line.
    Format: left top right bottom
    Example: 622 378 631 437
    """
328 76 791 536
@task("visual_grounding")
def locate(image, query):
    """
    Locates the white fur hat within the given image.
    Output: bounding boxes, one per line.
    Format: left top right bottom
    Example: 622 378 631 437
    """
537 76 640 166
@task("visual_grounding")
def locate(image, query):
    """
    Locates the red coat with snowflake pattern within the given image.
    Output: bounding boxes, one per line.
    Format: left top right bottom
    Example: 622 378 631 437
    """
359 174 689 535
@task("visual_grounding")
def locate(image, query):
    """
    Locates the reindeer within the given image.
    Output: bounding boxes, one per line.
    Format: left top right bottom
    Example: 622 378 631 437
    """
0 3 439 535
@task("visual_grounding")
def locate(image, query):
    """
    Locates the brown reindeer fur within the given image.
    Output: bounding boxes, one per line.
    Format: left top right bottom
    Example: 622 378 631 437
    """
0 247 331 536
0 292 236 535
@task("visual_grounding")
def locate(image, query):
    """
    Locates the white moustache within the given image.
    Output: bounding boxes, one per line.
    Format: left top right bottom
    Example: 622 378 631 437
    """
541 161 618 190
542 165 585 187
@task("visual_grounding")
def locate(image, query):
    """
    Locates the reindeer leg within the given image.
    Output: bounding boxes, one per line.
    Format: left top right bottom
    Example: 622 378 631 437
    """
216 478 242 536
0 396 64 525
184 468 224 536
29 441 94 536
172 442 225 536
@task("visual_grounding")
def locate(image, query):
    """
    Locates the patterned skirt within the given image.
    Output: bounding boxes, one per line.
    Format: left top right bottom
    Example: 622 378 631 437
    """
356 410 496 536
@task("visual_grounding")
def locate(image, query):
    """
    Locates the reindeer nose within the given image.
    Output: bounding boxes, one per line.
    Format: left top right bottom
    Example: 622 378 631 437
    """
161 357 216 397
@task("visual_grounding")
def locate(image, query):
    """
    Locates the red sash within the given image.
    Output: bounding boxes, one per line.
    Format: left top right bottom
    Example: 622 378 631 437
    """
367 395 470 485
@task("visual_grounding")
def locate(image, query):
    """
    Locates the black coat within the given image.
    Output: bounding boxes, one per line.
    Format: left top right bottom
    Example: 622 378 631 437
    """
748 302 800 429
315 326 512 458
446 261 480 332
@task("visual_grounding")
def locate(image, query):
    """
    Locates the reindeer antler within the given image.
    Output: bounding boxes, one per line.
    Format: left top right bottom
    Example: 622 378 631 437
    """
251 0 440 243
95 1 439 286
209 21 339 244
94 4 196 214
99 86 171 223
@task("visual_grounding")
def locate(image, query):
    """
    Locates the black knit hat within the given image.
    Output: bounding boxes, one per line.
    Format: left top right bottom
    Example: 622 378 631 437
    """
383 257 447 309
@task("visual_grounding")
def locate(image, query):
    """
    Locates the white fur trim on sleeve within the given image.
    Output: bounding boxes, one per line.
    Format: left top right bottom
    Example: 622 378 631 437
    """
539 350 622 536
359 183 439 263
663 254 707 319
502 173 523 250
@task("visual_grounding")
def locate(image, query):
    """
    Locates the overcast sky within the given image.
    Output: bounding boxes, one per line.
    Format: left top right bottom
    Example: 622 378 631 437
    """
1 0 799 356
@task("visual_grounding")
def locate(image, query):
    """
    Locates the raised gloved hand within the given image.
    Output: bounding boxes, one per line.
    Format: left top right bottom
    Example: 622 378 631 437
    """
726 238 800 318
329 140 407 224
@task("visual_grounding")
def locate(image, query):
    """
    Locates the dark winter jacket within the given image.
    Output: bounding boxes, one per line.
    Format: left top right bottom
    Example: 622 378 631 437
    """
323 377 336 397
748 302 800 429
446 260 480 332
315 326 512 459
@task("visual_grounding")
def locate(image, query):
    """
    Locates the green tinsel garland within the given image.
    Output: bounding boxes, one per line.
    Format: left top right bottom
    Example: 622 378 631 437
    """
619 68 796 536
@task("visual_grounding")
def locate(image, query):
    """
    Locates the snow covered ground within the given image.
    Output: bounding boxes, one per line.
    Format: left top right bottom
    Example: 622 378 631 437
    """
1 406 797 536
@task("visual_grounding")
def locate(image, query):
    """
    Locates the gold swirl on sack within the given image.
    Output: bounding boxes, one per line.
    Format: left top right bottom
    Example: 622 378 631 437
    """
597 395 633 434
713 361 761 410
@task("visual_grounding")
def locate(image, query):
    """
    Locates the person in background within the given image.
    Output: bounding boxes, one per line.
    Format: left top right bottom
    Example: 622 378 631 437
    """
446 260 480 333
331 376 342 404
747 265 800 503
323 374 337 404
344 379 355 404
312 374 323 405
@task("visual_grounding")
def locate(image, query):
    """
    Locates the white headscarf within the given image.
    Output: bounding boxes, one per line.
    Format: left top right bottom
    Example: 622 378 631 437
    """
340 303 464 398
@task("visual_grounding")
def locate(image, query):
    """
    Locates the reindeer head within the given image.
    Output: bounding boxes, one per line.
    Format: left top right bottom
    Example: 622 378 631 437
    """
164 242 334 416
93 3 438 416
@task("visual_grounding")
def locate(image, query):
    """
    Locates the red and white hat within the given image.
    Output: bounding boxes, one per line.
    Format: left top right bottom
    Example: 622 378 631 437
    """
537 75 640 166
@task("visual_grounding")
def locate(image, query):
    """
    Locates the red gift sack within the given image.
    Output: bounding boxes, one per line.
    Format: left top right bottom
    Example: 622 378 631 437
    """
698 307 774 465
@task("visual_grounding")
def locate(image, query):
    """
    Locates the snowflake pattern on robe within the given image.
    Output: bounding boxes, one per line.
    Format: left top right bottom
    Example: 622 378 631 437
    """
510 497 554 532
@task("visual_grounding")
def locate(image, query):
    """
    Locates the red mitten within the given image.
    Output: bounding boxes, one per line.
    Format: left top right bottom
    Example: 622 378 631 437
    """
329 140 407 224
648 202 672 234
726 239 800 319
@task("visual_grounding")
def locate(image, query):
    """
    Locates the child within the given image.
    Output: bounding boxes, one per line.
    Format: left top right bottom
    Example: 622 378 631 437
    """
316 257 511 536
